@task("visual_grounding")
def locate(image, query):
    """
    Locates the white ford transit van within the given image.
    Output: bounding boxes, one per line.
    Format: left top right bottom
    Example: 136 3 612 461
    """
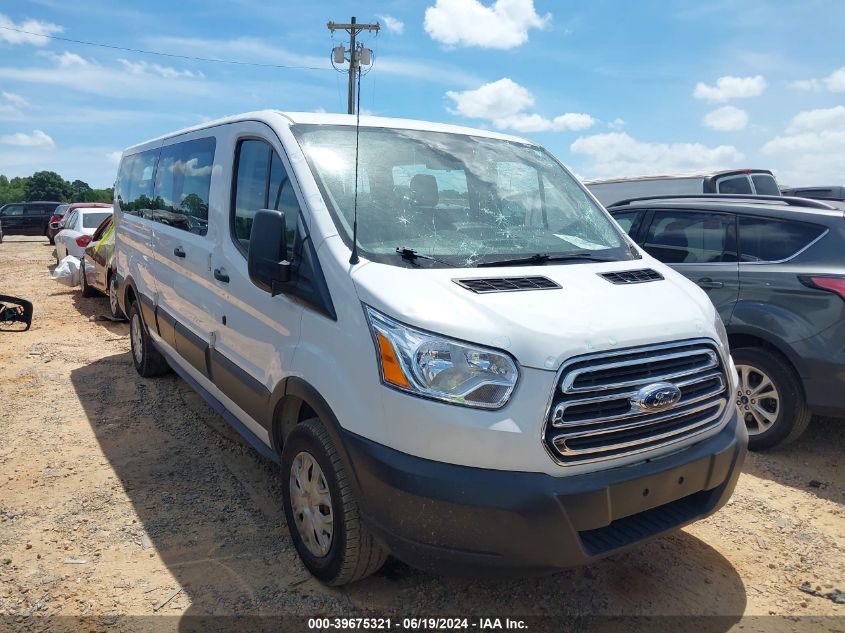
114 111 747 585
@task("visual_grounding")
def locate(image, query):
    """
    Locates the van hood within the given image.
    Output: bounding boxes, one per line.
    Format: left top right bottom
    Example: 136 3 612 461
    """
352 259 720 371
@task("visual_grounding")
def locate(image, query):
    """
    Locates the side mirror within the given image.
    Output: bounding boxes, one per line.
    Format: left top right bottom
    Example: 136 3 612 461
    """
248 209 291 295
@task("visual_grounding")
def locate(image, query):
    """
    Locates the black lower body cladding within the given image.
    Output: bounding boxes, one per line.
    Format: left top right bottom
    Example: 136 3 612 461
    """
344 410 746 576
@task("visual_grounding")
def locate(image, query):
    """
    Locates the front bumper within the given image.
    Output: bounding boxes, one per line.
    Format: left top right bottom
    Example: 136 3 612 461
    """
346 408 747 576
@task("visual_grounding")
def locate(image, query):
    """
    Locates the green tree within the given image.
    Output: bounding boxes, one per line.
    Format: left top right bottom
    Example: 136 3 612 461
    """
69 179 94 203
0 175 28 205
91 187 114 203
24 171 68 202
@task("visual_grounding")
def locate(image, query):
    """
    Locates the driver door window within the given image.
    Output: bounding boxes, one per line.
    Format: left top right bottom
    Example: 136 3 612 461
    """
231 139 298 256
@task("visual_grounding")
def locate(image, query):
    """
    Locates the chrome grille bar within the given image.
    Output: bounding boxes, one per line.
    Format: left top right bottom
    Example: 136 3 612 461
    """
552 371 725 427
543 339 729 465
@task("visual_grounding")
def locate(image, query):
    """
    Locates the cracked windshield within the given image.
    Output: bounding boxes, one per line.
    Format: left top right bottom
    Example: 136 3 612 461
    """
294 125 631 267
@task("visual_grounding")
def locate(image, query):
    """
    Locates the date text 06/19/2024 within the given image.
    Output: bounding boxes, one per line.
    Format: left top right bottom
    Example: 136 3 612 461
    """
307 618 529 630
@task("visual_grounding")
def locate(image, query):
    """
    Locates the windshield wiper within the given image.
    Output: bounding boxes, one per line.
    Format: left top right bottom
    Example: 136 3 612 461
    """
476 252 616 268
396 247 457 268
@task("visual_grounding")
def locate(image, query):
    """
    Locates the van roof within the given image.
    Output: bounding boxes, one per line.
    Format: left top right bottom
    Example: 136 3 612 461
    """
123 110 533 154
583 169 775 185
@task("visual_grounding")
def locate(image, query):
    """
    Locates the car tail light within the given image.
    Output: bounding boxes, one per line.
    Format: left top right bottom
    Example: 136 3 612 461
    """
799 275 845 301
49 215 60 224
76 235 92 248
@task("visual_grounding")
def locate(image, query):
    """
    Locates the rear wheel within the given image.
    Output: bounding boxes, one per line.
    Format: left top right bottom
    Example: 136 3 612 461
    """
281 418 387 585
733 347 811 450
128 301 169 377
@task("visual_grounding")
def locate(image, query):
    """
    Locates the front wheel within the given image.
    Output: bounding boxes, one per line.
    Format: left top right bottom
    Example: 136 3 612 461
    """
733 347 811 450
108 275 123 319
128 301 169 377
281 418 387 585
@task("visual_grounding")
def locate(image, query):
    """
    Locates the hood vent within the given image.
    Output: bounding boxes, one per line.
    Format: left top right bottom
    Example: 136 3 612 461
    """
600 268 664 285
454 276 561 294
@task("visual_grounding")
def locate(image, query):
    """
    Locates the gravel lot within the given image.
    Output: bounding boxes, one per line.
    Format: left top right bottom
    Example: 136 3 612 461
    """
0 236 843 631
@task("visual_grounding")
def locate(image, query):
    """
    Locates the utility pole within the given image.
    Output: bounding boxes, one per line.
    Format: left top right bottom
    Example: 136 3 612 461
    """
327 16 379 114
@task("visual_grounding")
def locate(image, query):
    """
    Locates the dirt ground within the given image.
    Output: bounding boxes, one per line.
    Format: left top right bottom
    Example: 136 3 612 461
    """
0 236 843 632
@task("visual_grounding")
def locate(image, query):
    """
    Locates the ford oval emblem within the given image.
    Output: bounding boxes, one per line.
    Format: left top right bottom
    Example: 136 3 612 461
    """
632 382 682 412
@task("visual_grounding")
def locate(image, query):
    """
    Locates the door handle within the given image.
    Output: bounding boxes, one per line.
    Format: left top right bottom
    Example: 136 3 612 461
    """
173 246 186 258
214 268 230 283
697 277 724 289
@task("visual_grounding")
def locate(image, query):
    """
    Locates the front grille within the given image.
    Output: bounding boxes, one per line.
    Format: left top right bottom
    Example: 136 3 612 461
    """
453 276 560 294
544 340 728 465
600 268 664 284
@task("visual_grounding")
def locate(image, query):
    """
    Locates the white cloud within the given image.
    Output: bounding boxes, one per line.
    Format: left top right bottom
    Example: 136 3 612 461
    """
607 118 625 130
786 78 822 92
0 129 54 148
118 58 204 79
106 151 122 165
703 105 749 131
785 105 845 133
0 13 62 45
762 105 845 184
693 75 766 102
377 15 404 35
424 0 551 49
446 78 596 132
570 132 743 179
825 66 845 92
787 66 845 94
0 91 27 119
2 91 28 108
0 50 212 99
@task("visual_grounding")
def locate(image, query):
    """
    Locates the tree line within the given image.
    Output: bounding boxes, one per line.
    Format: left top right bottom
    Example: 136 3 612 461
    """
0 171 113 206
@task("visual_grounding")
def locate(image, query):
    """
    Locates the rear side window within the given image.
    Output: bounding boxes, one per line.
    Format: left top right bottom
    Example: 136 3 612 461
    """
82 212 111 229
119 149 159 216
3 204 24 216
612 211 641 236
643 211 735 264
232 139 299 254
751 175 779 196
717 176 752 195
154 137 216 235
738 216 825 262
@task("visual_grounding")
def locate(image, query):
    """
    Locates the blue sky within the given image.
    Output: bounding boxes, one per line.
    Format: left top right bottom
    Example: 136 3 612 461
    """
0 0 843 188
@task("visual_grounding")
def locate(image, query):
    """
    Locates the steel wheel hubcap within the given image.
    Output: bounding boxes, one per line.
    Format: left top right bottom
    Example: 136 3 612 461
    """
736 363 780 435
131 314 143 365
289 451 333 557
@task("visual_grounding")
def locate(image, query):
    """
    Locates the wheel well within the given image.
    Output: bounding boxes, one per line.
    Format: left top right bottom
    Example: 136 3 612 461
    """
728 332 801 380
124 283 137 309
272 396 317 452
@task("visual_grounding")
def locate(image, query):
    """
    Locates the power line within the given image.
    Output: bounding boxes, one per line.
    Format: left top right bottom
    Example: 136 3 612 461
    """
0 25 331 71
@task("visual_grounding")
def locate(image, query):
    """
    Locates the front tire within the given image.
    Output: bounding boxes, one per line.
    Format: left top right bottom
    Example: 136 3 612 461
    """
108 274 123 319
128 301 169 377
281 418 387 585
733 347 811 450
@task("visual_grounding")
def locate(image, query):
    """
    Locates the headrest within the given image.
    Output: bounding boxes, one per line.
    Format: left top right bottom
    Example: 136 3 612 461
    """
409 174 439 207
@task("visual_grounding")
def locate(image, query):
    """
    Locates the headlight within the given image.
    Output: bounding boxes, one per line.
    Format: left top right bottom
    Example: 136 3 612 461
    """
364 305 518 409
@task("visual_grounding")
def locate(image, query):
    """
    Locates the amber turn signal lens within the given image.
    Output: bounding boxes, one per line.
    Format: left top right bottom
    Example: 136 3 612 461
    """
376 331 411 388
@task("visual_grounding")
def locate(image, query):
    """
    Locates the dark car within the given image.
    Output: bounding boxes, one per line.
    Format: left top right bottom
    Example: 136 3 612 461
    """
47 202 111 244
608 194 845 450
0 201 62 241
781 185 845 200
80 215 121 318
587 169 781 207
